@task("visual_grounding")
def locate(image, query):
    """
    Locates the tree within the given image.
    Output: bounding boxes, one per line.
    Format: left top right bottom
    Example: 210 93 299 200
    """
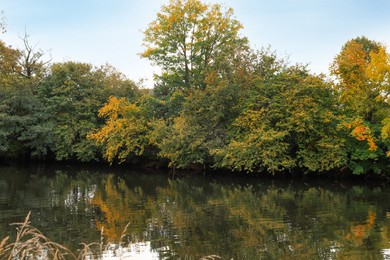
153 82 239 169
38 62 140 162
141 0 247 96
213 65 347 174
96 63 140 101
150 45 263 169
88 95 158 164
0 41 52 160
17 33 49 81
330 36 388 123
0 40 20 78
331 37 390 175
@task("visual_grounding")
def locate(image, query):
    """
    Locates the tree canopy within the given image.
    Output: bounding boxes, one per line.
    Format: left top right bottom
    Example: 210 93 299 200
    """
141 0 247 97
0 1 389 176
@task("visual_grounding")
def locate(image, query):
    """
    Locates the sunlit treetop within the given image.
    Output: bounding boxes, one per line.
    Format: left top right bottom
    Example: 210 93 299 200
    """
141 0 247 92
331 36 389 122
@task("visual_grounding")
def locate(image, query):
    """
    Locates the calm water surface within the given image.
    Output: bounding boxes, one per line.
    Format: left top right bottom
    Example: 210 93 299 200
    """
0 165 389 259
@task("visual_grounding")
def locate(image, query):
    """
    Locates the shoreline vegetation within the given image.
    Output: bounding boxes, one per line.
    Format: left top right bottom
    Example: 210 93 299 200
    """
0 0 389 177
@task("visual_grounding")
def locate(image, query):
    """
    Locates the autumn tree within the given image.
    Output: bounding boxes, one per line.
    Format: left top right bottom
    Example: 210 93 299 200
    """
141 0 247 97
0 40 20 78
331 37 390 174
331 36 388 122
88 96 155 163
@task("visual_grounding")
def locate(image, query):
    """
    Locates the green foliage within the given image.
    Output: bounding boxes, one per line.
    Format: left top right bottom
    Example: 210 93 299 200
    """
0 84 53 159
0 41 52 159
38 62 102 161
38 62 140 162
154 80 240 169
214 65 347 173
0 36 141 163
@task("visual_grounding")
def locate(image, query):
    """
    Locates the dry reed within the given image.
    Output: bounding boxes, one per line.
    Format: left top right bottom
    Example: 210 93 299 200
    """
0 213 136 260
0 213 221 259
0 212 74 259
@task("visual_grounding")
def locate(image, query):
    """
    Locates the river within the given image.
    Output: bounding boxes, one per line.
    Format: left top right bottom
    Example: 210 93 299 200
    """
0 164 389 259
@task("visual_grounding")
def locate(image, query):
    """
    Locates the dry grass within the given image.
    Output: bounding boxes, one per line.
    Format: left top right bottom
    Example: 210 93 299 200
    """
0 212 74 259
0 212 109 259
0 213 221 259
0 213 142 260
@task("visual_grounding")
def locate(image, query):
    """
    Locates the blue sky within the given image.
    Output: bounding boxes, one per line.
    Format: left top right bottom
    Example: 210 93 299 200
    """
1 0 389 88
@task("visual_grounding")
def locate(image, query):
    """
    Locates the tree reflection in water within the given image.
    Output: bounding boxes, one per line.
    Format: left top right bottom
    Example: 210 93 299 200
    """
0 165 389 259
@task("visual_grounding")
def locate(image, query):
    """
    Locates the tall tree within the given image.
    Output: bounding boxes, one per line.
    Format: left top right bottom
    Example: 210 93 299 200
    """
141 0 247 97
151 47 263 169
330 36 388 123
331 36 390 174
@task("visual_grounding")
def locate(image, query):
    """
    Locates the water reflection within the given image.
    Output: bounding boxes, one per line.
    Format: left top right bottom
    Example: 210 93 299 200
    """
100 242 165 259
0 165 389 259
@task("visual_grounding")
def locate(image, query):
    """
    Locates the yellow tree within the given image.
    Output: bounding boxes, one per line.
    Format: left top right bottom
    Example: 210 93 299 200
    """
88 96 151 163
141 0 246 95
331 37 388 122
331 36 390 174
88 96 145 162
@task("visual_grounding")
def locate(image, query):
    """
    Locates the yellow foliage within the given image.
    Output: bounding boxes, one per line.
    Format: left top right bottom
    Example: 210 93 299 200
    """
91 175 148 242
87 96 148 163
366 46 390 84
332 41 367 88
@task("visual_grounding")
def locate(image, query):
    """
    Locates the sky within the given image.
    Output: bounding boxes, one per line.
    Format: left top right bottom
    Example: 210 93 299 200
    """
1 0 389 88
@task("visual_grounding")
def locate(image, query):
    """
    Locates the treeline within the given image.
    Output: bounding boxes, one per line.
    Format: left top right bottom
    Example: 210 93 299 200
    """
1 0 389 176
0 37 141 162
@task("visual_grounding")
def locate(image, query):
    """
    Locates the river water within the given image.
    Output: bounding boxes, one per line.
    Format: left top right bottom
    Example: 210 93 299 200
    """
0 164 389 259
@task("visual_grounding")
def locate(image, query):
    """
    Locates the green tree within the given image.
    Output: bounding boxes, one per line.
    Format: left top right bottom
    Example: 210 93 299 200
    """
150 45 262 169
39 62 139 162
96 64 140 101
0 40 52 160
213 65 347 174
